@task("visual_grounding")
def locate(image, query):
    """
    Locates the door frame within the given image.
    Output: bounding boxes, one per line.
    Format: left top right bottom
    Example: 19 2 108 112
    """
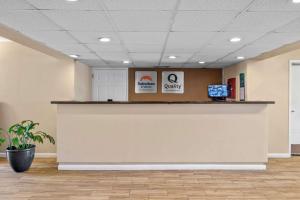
289 60 300 155
91 67 128 101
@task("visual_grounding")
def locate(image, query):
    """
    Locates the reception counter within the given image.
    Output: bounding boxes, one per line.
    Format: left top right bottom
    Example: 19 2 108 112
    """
51 101 274 170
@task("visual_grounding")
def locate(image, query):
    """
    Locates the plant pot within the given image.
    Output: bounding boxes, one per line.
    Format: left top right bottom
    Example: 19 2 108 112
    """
6 145 35 172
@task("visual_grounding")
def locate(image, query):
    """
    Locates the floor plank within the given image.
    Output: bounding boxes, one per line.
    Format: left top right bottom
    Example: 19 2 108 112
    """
1 157 300 199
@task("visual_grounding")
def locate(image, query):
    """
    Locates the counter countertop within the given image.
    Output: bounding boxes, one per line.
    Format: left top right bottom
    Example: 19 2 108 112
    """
51 100 275 104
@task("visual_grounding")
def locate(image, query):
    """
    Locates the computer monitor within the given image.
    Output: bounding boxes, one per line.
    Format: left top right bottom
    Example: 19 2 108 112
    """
208 85 228 101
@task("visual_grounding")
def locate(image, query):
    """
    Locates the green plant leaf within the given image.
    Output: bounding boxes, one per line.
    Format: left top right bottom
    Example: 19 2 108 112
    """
8 124 25 136
0 138 5 145
36 131 55 145
6 121 55 149
11 137 20 147
34 135 43 144
28 123 39 132
21 120 33 126
27 132 34 140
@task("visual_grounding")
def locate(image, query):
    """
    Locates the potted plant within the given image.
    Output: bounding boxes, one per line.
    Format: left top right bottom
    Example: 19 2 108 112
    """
0 120 55 172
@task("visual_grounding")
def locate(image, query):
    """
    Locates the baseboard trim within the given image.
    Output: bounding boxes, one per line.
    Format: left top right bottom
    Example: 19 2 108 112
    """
58 164 266 171
0 152 56 158
0 153 290 160
35 153 56 158
268 153 291 158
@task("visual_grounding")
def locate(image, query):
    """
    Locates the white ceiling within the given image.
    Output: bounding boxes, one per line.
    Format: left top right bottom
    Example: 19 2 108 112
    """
1 0 300 68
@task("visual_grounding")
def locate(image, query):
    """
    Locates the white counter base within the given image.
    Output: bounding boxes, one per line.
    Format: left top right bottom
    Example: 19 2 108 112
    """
58 163 266 171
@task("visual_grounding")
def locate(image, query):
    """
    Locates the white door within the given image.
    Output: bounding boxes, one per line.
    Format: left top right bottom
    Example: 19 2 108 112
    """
290 61 300 145
92 69 128 101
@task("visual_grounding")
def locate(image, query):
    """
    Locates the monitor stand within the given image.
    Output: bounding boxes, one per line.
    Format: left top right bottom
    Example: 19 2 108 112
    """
211 97 226 101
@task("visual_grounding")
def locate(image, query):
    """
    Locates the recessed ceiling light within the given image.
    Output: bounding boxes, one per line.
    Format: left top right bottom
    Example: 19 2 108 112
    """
123 60 130 64
98 37 111 43
198 61 205 64
293 0 300 3
69 54 79 58
237 56 245 60
168 55 177 59
230 37 241 43
0 36 11 42
66 0 79 2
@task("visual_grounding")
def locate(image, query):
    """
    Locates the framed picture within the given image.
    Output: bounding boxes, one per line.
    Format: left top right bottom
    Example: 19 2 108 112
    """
135 71 157 93
162 71 184 94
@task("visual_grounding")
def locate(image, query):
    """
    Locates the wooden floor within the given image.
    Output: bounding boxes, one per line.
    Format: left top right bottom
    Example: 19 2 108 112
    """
1 158 300 200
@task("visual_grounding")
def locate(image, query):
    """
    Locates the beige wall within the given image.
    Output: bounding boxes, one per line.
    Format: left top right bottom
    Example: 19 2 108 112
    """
74 61 91 101
0 41 90 153
57 104 268 164
223 62 248 100
224 48 300 154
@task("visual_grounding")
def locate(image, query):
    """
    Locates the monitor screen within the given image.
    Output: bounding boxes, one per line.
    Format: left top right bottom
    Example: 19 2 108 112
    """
208 85 228 97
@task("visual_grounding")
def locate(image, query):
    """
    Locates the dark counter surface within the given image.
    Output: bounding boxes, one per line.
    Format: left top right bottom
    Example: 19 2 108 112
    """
51 100 275 104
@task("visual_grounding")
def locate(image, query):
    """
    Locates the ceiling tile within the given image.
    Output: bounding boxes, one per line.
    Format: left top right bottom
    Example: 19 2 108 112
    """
245 43 284 54
251 32 300 48
130 53 161 67
207 31 266 48
225 11 300 32
220 54 246 63
70 31 120 44
47 43 91 54
179 0 253 11
0 0 34 10
161 53 192 64
232 46 269 58
213 61 237 68
110 11 172 31
27 0 104 10
77 53 100 60
159 63 187 67
125 44 163 53
276 18 300 33
80 59 108 67
20 30 77 45
130 53 161 62
120 32 166 52
248 0 300 11
173 11 238 31
183 62 211 68
189 54 224 63
96 52 130 63
103 0 177 10
219 38 291 62
195 45 238 60
2 1 300 68
165 32 216 52
42 10 114 31
87 43 125 53
0 10 60 31
133 62 159 67
120 32 167 45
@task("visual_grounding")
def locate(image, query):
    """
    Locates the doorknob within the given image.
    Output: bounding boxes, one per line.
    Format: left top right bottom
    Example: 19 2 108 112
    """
291 110 295 113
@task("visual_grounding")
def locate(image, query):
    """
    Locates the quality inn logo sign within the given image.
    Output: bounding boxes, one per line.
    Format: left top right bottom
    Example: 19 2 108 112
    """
135 71 157 93
162 71 184 94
